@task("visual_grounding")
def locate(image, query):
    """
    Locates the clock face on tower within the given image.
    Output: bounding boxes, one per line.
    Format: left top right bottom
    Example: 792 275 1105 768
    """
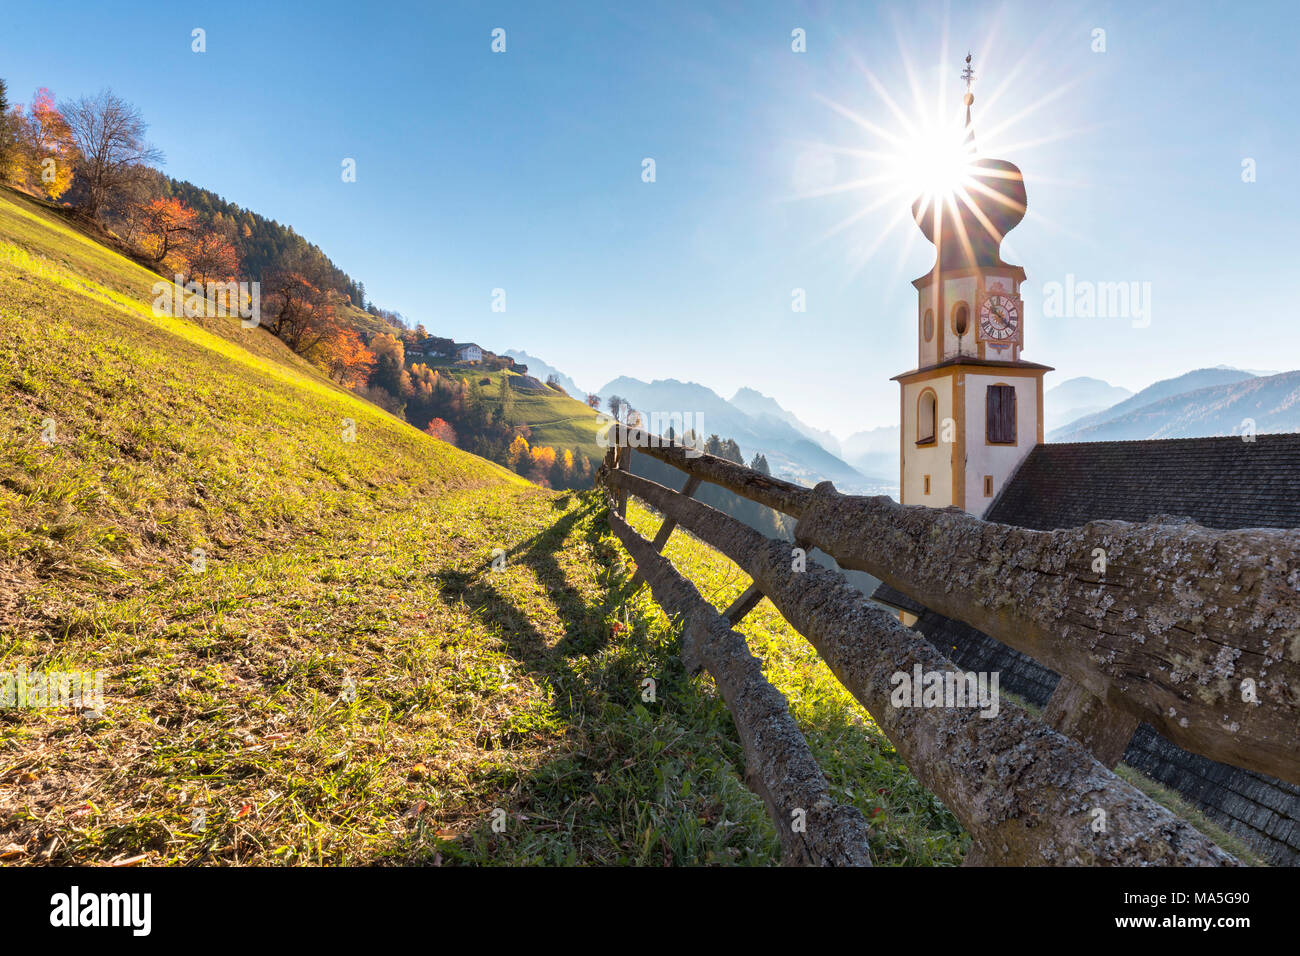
978 290 1020 342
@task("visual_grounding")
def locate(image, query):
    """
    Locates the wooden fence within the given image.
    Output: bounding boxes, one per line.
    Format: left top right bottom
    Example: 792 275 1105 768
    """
596 425 1300 866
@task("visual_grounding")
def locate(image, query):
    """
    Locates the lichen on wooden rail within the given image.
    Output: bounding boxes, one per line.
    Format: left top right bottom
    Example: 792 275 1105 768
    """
606 468 1239 865
607 509 873 866
791 482 1300 786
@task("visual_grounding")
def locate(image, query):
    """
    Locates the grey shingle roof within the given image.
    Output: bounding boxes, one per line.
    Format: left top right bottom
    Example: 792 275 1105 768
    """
985 434 1300 531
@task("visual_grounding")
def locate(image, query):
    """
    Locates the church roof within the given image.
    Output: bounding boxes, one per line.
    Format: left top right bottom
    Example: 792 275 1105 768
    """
985 434 1300 531
891 356 1054 382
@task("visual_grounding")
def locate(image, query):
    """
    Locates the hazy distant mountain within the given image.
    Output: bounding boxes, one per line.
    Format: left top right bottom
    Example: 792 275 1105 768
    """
1049 368 1258 441
841 425 899 483
1054 369 1300 442
728 387 842 456
1045 376 1134 433
597 376 890 493
1214 363 1279 377
503 350 586 398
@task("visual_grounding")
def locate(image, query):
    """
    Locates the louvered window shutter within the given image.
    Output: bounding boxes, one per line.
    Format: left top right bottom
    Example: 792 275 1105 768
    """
987 385 1016 444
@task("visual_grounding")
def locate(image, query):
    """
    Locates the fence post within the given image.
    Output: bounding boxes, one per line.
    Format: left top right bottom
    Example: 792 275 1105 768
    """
602 466 1238 865
1042 676 1139 769
614 438 629 518
608 508 874 866
723 583 765 625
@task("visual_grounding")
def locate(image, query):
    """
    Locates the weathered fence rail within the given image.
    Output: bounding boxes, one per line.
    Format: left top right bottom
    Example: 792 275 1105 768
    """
593 427 1299 865
608 428 1300 785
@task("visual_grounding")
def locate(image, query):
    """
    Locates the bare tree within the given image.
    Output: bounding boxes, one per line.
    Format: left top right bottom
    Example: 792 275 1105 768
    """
60 89 162 219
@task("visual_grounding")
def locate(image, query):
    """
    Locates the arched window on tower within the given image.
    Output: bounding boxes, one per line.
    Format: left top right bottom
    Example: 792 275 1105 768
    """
917 389 937 444
952 302 970 337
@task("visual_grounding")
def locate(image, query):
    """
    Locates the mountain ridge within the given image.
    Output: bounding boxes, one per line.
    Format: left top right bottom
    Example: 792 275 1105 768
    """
1045 376 1135 432
728 386 843 456
502 349 588 398
1052 369 1300 443
1049 367 1258 441
596 375 890 492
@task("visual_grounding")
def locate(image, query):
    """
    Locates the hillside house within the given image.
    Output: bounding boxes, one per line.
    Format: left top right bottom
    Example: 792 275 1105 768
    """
455 343 483 363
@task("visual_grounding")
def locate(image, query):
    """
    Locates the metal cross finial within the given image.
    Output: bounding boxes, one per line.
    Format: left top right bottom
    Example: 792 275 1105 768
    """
961 52 975 92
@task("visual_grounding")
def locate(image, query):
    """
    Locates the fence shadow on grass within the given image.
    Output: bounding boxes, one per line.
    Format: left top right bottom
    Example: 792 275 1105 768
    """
418 496 776 865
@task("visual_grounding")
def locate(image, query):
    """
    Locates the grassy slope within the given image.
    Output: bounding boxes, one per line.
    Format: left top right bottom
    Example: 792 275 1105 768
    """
0 185 972 865
449 365 606 463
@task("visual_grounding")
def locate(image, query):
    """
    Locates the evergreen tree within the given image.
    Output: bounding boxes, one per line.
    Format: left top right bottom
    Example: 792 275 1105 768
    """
750 452 770 475
0 78 14 181
498 376 515 422
466 377 490 431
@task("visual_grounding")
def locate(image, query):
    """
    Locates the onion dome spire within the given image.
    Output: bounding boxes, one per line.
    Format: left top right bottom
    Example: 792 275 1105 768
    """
911 52 1027 271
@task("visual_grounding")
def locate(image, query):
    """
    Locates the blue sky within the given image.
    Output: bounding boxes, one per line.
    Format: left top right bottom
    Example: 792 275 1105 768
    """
4 0 1298 438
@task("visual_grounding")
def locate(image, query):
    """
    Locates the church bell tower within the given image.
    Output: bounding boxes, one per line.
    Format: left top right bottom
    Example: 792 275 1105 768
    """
896 54 1051 514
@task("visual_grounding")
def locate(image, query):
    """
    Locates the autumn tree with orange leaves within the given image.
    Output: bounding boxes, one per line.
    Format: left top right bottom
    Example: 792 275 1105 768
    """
528 444 557 485
262 268 344 355
6 88 78 200
140 197 198 270
186 231 240 285
425 418 458 446
319 325 376 387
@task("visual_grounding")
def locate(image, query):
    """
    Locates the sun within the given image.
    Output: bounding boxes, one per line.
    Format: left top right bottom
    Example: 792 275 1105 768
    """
894 113 979 211
787 22 1084 284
